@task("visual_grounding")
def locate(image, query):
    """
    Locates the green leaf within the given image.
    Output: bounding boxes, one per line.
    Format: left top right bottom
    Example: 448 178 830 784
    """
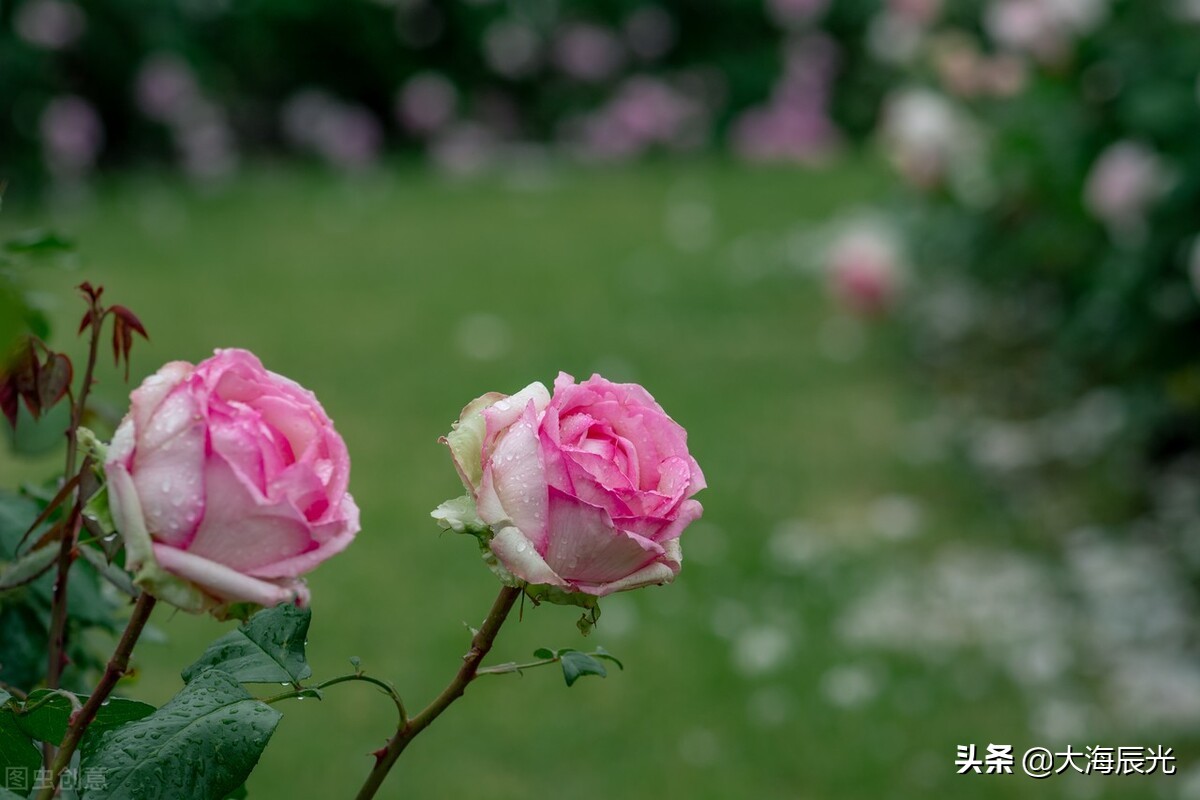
0 708 39 794
4 230 74 256
593 646 624 671
0 544 59 591
559 651 608 687
76 545 137 598
80 669 282 800
223 786 248 800
0 491 40 560
81 484 122 562
14 690 155 747
182 603 312 685
0 605 48 689
532 648 554 660
0 787 29 799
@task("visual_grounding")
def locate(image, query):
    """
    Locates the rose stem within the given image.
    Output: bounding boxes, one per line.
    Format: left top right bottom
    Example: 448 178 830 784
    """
353 585 521 800
39 591 157 800
45 292 105 693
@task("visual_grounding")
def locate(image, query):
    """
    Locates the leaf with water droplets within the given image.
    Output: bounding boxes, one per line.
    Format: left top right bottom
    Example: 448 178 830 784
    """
80 669 281 800
14 690 154 746
182 603 312 685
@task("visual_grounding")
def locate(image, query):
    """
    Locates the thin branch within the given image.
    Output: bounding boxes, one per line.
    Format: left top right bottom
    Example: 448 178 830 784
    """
352 585 521 800
264 674 408 727
46 295 105 693
38 592 157 800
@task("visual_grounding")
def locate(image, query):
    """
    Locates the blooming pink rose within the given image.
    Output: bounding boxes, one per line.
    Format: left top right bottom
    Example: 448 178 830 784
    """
437 373 705 597
105 348 359 612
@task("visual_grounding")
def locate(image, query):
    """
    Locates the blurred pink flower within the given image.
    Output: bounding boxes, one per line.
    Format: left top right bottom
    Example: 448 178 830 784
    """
984 0 1107 63
282 90 383 171
429 122 497 175
396 72 458 135
826 225 906 316
175 104 239 181
14 0 85 50
1084 141 1171 236
563 76 708 161
39 95 104 178
730 36 841 163
866 11 926 64
931 33 1028 98
553 22 625 83
879 87 974 188
766 0 829 28
135 54 239 181
135 55 201 123
483 20 541 79
623 6 677 61
888 0 942 25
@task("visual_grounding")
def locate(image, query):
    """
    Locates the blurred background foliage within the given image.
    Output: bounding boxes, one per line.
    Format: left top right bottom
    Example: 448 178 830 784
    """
3 0 1200 797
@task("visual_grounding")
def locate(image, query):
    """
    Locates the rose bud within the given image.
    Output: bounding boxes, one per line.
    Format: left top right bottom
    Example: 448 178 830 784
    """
435 372 705 599
105 348 359 613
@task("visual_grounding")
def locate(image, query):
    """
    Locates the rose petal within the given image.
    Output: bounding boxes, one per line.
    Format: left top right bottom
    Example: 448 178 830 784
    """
489 525 566 587
105 462 155 574
129 388 207 546
538 407 575 496
443 391 505 491
560 456 635 518
475 400 549 547
571 537 681 596
249 494 360 579
129 361 193 438
585 399 692 491
107 417 136 470
613 498 703 543
481 381 550 460
152 543 309 607
184 455 314 571
543 488 664 585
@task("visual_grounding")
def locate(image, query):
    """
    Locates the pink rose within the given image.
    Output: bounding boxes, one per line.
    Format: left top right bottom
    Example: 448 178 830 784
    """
438 373 705 597
105 348 359 612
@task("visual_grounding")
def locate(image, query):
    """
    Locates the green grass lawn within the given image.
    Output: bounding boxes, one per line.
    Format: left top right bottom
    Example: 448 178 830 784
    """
0 159 1185 799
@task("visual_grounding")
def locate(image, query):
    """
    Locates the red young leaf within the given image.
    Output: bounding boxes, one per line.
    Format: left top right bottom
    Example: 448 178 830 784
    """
121 321 133 380
36 352 73 410
0 376 17 429
78 308 95 335
77 282 103 304
109 305 148 339
111 316 124 368
9 341 43 421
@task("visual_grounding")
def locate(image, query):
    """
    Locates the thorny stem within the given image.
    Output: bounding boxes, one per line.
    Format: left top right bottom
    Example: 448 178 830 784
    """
45 295 105 693
353 585 521 800
38 592 156 800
